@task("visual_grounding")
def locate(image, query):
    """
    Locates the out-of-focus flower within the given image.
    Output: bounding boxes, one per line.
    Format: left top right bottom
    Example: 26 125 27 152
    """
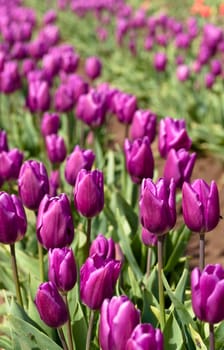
176 64 190 81
89 234 115 260
99 295 140 350
36 193 74 249
0 149 23 181
45 134 67 164
0 130 8 152
126 323 164 350
41 112 61 137
130 109 157 142
153 52 167 72
54 83 74 112
80 255 121 310
0 61 21 93
182 179 220 233
113 92 137 124
35 281 68 328
191 264 224 323
85 56 102 80
204 72 215 89
26 80 51 113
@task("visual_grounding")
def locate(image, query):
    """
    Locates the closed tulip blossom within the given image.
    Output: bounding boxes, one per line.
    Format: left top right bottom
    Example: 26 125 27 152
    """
18 160 49 211
141 227 158 247
130 109 157 142
54 83 74 112
41 112 61 137
176 64 190 82
36 194 74 249
126 323 164 350
191 264 224 324
139 178 176 235
35 281 68 328
85 56 102 80
26 80 51 113
89 234 115 260
0 61 21 94
0 130 8 152
0 149 23 181
48 247 77 292
0 192 27 244
45 134 67 164
64 145 95 186
74 169 104 218
113 92 137 124
153 52 167 72
99 295 140 350
163 148 196 188
80 255 121 310
182 179 220 233
158 117 192 158
124 137 154 184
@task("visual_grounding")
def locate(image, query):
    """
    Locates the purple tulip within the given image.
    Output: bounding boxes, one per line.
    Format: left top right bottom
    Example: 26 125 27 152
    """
60 49 79 74
0 130 8 152
54 83 75 112
0 149 23 181
203 24 222 49
35 281 68 328
89 234 115 259
176 64 190 82
205 72 215 89
124 137 154 184
140 178 176 235
36 193 74 249
191 264 224 324
43 10 57 25
49 170 60 197
126 323 164 350
158 117 192 158
26 80 51 113
141 227 158 247
80 255 121 309
0 61 21 94
99 295 140 350
21 58 36 77
210 59 222 76
65 73 89 103
45 134 67 164
163 148 196 188
41 112 61 137
153 52 167 72
48 247 77 292
0 192 27 244
182 179 220 233
85 56 102 80
18 160 49 211
130 109 157 142
74 169 104 218
42 53 61 79
65 145 95 186
113 92 137 124
76 89 107 127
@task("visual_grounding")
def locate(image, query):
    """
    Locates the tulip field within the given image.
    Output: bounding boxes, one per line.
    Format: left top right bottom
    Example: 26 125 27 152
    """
2 0 224 349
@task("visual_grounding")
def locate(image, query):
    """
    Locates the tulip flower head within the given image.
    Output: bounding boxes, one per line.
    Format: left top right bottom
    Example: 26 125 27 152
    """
89 234 116 260
126 323 164 350
130 109 157 142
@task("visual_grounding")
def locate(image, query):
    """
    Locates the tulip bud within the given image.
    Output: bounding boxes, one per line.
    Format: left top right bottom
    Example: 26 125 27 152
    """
130 109 157 142
48 247 77 292
158 117 192 158
74 169 104 218
124 137 154 184
191 264 224 324
141 227 158 247
182 179 220 233
64 145 95 186
0 130 8 152
176 64 190 82
153 52 167 72
41 112 60 137
139 178 176 235
163 148 196 188
18 160 49 211
80 255 121 309
45 134 67 164
113 92 137 124
35 281 68 328
0 192 27 244
26 80 51 113
99 295 140 350
0 149 23 181
89 234 115 259
85 56 102 80
54 83 74 112
0 61 21 94
205 72 215 89
37 194 74 249
126 323 164 350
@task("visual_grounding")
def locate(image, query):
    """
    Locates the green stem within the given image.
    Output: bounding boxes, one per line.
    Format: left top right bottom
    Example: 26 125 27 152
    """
63 293 75 350
67 111 75 152
10 243 23 307
199 233 205 271
146 247 152 279
157 235 165 330
86 310 95 350
86 218 92 253
209 323 215 350
57 327 69 350
38 242 45 282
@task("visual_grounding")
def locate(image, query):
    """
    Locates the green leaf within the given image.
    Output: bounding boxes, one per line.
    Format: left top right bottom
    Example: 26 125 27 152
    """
175 265 189 303
164 312 184 350
105 150 115 185
189 324 207 350
115 191 139 235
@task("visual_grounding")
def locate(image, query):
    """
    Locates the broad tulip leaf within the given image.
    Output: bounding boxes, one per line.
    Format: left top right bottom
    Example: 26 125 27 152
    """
164 312 184 350
189 324 207 350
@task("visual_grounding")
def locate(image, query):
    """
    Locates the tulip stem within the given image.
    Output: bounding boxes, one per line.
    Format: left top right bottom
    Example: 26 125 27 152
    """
209 323 215 350
63 293 74 350
146 247 152 279
58 327 69 350
199 233 205 271
86 310 95 350
86 218 92 253
157 235 165 330
38 242 45 282
10 243 23 308
67 111 75 153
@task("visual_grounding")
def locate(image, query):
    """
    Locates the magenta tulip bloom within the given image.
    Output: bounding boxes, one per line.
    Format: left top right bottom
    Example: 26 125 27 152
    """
191 264 224 324
89 234 115 260
140 178 176 235
182 179 220 233
80 255 121 310
113 92 137 124
0 130 8 152
26 80 51 113
99 295 140 350
153 52 167 72
130 109 157 142
85 56 102 80
0 149 23 181
35 281 68 328
74 169 104 218
45 134 67 164
41 112 60 137
126 323 164 350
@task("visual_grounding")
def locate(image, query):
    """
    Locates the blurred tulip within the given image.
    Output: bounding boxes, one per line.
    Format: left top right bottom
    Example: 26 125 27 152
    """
126 323 164 350
0 130 8 152
113 92 137 124
176 64 190 81
89 234 115 259
45 134 67 164
205 72 215 89
0 149 23 181
54 83 75 112
26 80 51 113
85 56 102 80
0 61 21 93
182 179 220 233
41 112 61 137
35 281 68 328
130 109 157 142
36 193 74 249
153 52 167 72
99 295 140 350
80 255 121 309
